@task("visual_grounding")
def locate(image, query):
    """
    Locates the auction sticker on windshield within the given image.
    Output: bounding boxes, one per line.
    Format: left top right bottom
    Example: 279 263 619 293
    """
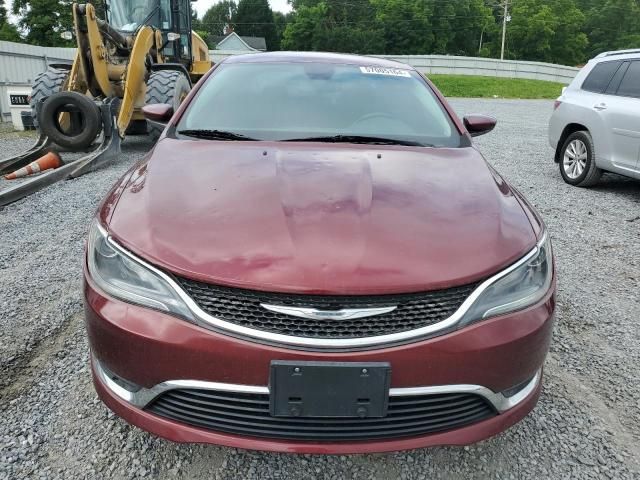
360 66 411 77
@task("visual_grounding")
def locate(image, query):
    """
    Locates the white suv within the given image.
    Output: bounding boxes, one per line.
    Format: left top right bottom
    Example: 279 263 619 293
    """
549 49 640 187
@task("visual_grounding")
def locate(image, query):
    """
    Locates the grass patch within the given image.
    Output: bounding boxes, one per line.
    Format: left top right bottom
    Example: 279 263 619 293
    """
428 74 564 99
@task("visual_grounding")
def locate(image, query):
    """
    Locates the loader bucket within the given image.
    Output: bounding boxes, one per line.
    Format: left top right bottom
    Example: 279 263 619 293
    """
0 99 121 208
0 132 52 176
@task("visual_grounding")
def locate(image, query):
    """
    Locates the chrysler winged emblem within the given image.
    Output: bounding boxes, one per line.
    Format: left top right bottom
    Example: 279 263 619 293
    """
260 304 397 320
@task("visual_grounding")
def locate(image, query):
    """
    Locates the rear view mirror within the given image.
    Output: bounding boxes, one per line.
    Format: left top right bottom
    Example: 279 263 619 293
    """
463 114 497 137
142 103 174 123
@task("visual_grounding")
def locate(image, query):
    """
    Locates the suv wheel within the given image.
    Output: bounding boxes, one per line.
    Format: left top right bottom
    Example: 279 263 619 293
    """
559 131 602 187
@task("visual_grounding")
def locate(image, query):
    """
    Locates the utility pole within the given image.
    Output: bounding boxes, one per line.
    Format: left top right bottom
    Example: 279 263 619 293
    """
500 0 510 61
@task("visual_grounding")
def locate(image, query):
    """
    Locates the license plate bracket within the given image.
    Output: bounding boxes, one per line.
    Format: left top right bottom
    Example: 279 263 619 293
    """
270 361 391 418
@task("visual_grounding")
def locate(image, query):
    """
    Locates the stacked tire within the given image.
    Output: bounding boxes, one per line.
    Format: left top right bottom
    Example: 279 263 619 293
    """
30 67 191 141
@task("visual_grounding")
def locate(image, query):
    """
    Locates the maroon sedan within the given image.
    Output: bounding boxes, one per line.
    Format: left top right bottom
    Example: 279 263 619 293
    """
84 52 555 453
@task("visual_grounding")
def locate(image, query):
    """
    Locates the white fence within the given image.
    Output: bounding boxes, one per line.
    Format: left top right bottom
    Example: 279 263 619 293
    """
212 51 580 85
0 41 75 122
0 41 579 122
371 55 579 84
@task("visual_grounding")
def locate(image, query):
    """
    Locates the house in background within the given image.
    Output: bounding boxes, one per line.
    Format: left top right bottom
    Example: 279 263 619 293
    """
212 31 267 52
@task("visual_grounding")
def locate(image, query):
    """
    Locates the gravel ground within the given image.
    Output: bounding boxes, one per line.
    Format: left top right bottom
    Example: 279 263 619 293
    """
1 99 639 479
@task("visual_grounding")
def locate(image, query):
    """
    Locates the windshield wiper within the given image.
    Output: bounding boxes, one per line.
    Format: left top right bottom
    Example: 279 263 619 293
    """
282 135 427 147
178 129 257 141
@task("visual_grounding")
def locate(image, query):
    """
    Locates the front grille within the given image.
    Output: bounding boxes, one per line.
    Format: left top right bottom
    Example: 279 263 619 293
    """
175 277 478 339
147 389 496 441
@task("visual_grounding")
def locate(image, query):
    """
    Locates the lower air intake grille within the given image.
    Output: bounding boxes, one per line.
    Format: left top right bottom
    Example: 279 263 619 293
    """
147 389 496 441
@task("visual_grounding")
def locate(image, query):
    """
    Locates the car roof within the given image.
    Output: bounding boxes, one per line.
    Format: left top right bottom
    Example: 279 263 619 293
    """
223 51 414 70
593 49 640 62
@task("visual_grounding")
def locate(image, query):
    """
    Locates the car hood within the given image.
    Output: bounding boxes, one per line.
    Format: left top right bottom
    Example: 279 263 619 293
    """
106 139 537 294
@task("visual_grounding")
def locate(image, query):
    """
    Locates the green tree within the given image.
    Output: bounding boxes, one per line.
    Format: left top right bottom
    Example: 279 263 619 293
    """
191 7 210 44
202 0 237 44
285 0 494 56
447 0 495 56
281 2 323 51
547 0 589 65
273 10 291 50
271 0 640 64
503 0 587 65
234 0 278 50
371 0 432 54
12 0 74 46
584 0 640 57
282 0 384 53
429 0 457 54
0 0 22 42
191 8 202 32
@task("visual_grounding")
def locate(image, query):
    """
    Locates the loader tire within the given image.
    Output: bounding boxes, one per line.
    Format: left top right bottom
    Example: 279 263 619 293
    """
30 67 69 130
145 70 191 137
126 120 149 135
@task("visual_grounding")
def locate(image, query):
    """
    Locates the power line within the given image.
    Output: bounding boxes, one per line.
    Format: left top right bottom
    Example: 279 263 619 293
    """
196 0 504 21
200 12 506 27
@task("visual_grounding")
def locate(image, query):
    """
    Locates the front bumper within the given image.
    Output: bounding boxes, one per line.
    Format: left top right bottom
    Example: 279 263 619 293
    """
84 270 555 453
92 355 542 454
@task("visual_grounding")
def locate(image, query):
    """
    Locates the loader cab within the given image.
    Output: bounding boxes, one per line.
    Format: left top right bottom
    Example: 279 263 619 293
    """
105 0 193 66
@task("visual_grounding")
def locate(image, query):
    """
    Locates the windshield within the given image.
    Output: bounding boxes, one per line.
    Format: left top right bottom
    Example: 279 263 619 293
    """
177 63 462 147
106 0 171 32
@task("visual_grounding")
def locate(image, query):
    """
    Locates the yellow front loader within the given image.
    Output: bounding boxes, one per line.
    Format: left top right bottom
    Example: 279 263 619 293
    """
0 0 212 206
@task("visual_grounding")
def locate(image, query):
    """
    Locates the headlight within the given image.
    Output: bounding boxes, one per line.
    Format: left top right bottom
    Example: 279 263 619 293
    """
458 233 553 326
87 221 194 321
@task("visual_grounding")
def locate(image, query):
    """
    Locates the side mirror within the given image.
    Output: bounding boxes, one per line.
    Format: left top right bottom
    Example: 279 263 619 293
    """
463 114 497 137
142 103 173 123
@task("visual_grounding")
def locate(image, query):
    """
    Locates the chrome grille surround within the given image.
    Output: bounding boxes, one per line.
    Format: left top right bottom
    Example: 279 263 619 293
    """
102 233 543 349
175 277 479 340
94 356 541 414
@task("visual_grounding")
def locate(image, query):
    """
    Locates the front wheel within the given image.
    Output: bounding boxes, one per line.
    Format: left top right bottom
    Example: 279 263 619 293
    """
559 131 602 187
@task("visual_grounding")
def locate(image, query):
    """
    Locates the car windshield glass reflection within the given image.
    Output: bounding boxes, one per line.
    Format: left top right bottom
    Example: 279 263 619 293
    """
178 63 461 147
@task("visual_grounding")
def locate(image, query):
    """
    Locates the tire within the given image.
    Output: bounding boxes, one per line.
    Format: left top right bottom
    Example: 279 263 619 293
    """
30 67 69 130
559 131 602 187
145 70 191 137
126 120 149 135
39 92 102 150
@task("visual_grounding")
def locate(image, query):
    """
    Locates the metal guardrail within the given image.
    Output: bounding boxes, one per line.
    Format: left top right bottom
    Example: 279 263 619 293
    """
210 51 579 84
371 55 579 84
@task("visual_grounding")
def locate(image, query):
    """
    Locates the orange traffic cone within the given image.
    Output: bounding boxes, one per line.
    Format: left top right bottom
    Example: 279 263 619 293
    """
4 152 62 180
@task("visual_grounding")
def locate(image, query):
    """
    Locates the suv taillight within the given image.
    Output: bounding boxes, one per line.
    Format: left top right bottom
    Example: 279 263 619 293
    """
553 100 562 110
